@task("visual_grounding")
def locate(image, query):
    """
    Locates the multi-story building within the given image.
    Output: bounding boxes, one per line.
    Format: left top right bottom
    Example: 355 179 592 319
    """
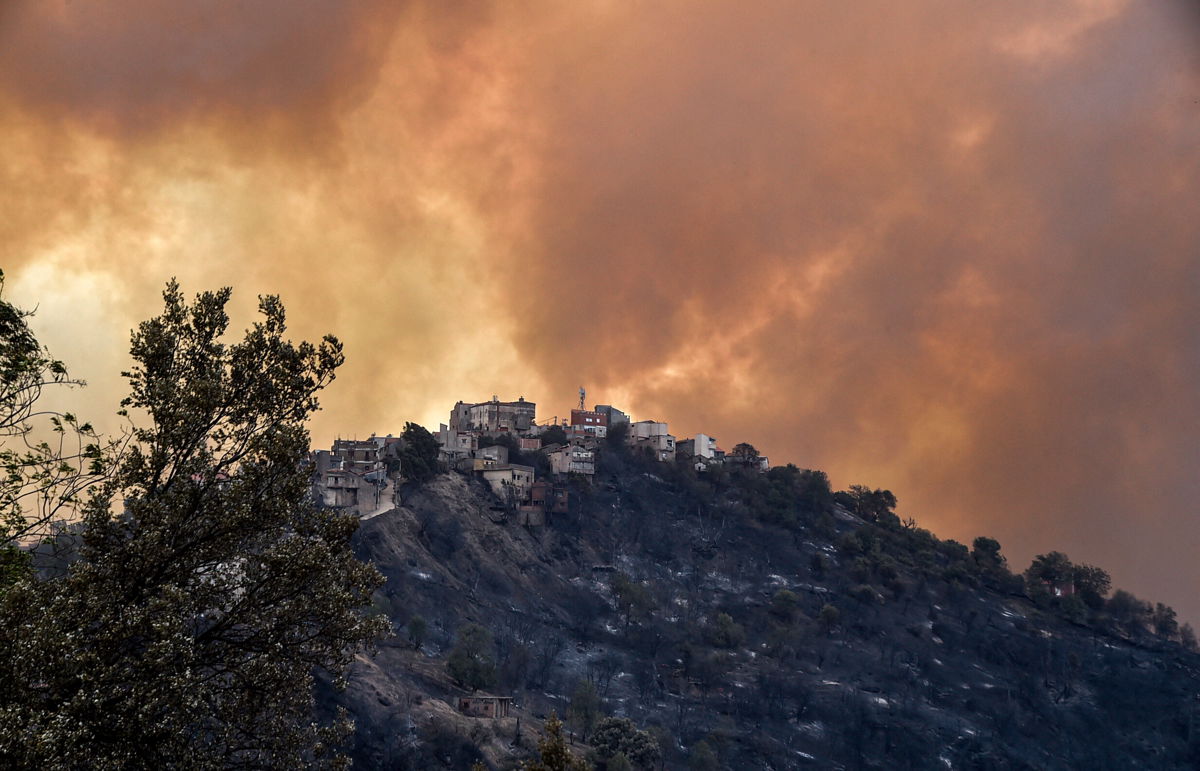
594 405 629 427
449 396 537 434
569 408 608 438
480 464 536 502
548 444 595 475
678 433 718 460
628 420 676 462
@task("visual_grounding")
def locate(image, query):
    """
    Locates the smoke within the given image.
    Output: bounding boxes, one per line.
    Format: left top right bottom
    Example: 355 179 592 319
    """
1 1 1198 620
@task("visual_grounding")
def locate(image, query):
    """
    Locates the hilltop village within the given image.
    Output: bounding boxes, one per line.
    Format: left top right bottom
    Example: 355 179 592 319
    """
311 394 769 524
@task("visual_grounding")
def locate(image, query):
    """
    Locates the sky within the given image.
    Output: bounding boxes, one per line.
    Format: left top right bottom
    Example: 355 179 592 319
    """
1 1 1198 620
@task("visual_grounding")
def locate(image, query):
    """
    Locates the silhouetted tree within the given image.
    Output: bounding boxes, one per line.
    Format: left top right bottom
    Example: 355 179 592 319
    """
0 283 387 768
399 422 441 482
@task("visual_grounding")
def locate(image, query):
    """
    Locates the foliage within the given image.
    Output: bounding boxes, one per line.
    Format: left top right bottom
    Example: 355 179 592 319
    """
611 572 655 629
1025 551 1073 587
818 603 840 634
447 623 497 691
688 740 719 771
0 271 119 590
568 679 602 740
730 442 759 458
1107 589 1149 635
399 421 441 483
540 425 568 447
1152 603 1178 638
836 485 897 523
971 536 1004 570
706 612 746 649
407 614 428 650
769 589 800 623
589 716 660 769
523 712 591 771
605 752 632 771
0 282 387 768
1071 564 1111 610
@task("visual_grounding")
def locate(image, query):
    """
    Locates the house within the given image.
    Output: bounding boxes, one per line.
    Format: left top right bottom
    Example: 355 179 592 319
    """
457 694 513 719
518 480 569 525
629 420 669 442
628 422 675 462
437 424 477 463
518 436 541 451
678 433 718 460
476 444 509 465
594 404 629 427
479 464 535 503
311 452 383 517
548 444 595 476
527 480 569 513
449 396 536 434
569 409 608 438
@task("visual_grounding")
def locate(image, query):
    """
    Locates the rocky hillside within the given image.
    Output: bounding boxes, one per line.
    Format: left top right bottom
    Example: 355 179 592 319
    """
325 446 1200 770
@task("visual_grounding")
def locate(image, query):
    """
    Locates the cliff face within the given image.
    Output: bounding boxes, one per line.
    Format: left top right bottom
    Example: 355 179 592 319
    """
328 456 1200 770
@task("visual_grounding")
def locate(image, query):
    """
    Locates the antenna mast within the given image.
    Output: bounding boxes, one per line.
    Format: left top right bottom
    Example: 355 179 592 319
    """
579 386 586 411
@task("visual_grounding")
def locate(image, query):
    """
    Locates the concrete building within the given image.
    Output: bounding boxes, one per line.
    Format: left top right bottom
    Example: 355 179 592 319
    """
449 396 536 434
548 444 595 475
480 464 535 502
628 421 675 462
677 433 718 460
569 409 608 438
629 420 669 441
594 405 629 427
311 449 384 517
437 425 477 463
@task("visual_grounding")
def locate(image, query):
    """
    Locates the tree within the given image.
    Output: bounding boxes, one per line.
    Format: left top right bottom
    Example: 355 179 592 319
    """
818 603 840 635
568 679 602 740
731 442 759 458
0 282 387 768
407 614 428 650
706 612 746 649
589 716 660 769
399 421 441 483
540 425 568 447
523 712 591 771
1107 589 1149 635
836 485 897 523
769 589 800 623
1025 552 1074 596
0 271 116 590
1152 603 1178 639
971 536 1005 570
1071 564 1111 610
447 623 497 691
1181 623 1197 652
611 572 655 629
688 740 719 771
606 753 633 771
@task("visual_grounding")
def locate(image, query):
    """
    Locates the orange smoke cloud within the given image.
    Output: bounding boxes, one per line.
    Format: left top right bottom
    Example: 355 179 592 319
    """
1 1 1198 622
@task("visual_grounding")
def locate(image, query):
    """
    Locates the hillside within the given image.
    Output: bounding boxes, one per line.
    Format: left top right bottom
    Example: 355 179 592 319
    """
325 445 1200 769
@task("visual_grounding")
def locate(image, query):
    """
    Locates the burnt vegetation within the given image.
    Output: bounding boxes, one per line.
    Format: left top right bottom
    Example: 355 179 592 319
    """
333 431 1200 770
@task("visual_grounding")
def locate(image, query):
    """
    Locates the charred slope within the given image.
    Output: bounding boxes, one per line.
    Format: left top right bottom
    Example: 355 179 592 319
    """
328 453 1200 770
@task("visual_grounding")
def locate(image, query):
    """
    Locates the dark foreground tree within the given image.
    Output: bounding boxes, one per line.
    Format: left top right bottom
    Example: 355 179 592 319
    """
399 421 441 483
0 270 115 590
0 282 387 769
